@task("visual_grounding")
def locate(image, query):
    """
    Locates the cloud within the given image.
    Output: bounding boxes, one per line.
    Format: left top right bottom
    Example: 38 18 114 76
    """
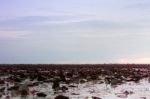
0 31 28 39
0 15 91 31
125 1 150 9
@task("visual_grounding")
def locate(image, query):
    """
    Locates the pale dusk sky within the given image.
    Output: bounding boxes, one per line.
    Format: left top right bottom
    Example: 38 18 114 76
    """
0 0 150 64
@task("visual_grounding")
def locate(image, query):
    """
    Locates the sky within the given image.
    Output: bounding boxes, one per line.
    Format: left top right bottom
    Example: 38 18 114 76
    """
1 0 150 64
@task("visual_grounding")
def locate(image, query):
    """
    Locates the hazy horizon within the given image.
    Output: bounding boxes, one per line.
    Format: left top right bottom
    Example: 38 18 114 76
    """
1 0 150 64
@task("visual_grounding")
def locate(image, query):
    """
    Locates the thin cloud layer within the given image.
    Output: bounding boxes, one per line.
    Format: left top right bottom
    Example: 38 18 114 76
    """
0 0 150 63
